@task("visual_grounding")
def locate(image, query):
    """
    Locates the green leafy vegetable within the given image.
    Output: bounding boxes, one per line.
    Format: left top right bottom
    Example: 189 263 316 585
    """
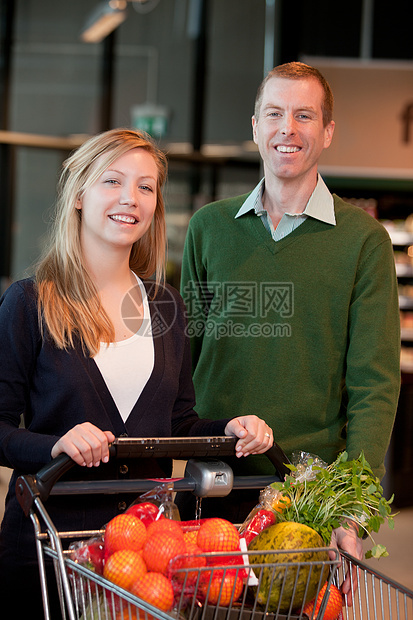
270 451 396 559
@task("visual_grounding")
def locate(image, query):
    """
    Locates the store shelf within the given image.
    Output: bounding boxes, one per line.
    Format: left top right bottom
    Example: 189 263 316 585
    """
387 230 413 247
396 263 413 278
401 356 413 373
399 295 413 310
401 327 413 341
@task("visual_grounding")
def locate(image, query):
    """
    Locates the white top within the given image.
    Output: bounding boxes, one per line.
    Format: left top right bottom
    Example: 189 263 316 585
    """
94 276 154 422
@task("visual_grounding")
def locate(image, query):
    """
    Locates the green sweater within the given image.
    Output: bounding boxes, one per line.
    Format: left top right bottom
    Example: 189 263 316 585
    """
180 193 401 479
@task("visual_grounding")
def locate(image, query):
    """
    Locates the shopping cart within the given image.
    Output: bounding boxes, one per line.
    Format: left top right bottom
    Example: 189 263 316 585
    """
335 552 413 620
15 437 413 620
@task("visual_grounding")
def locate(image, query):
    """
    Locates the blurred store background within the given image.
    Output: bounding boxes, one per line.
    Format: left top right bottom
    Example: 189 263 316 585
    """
0 0 412 588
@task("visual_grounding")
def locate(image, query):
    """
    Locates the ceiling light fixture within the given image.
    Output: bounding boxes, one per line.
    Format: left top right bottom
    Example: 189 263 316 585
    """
81 1 127 43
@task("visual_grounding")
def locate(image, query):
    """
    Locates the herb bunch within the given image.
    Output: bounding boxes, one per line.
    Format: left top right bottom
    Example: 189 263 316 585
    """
271 451 395 559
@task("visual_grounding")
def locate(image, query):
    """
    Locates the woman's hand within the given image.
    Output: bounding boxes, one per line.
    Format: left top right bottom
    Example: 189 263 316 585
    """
51 422 115 467
224 415 273 457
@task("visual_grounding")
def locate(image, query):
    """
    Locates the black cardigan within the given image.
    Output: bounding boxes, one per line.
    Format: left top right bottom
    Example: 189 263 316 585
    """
0 278 228 557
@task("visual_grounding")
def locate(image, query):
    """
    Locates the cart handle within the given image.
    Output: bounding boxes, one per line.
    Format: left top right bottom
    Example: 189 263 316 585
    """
16 436 291 512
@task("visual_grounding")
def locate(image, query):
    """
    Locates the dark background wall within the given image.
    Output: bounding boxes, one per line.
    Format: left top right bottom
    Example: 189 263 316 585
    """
1 0 412 281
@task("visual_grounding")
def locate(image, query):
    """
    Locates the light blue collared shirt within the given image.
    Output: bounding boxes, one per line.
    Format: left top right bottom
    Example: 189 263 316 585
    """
235 174 336 241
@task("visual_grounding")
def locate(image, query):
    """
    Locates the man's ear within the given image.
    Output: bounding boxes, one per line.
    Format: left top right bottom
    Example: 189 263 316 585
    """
252 115 258 145
324 120 335 149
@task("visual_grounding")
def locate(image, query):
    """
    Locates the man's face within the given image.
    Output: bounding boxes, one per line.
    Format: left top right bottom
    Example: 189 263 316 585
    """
252 77 335 185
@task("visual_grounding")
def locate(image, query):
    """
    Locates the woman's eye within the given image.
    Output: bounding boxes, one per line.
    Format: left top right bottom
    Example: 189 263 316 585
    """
140 185 154 192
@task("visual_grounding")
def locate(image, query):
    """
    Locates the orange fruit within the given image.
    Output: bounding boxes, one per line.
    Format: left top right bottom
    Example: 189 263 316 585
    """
131 571 174 612
272 494 291 513
183 529 199 545
200 569 244 606
302 582 343 620
105 514 147 557
168 541 206 585
197 518 240 552
146 518 184 540
114 608 154 620
115 609 157 620
143 531 186 574
103 549 147 592
115 609 139 620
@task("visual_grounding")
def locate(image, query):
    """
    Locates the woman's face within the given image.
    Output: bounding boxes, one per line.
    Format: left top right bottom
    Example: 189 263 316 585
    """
76 147 158 255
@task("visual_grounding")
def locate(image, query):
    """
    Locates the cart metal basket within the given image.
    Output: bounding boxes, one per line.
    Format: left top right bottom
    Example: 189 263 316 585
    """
336 551 413 620
16 437 413 620
43 542 340 620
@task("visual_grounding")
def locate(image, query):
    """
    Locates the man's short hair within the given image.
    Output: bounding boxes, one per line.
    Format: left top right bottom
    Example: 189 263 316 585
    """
254 61 334 127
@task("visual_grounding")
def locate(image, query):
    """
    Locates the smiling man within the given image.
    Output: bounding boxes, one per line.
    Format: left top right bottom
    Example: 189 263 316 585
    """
178 63 400 564
252 68 334 222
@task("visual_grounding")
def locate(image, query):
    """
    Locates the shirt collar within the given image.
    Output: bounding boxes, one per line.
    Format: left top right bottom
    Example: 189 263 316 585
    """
235 174 336 226
235 178 265 218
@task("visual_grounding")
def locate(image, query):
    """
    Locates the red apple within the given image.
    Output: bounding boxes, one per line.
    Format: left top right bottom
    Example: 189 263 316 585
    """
125 502 164 527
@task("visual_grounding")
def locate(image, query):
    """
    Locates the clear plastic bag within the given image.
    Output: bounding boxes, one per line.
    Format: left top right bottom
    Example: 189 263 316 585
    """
125 480 180 524
290 451 328 482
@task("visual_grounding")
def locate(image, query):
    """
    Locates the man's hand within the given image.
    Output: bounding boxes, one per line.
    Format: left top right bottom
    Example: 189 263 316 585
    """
225 415 273 457
51 422 115 467
330 520 363 606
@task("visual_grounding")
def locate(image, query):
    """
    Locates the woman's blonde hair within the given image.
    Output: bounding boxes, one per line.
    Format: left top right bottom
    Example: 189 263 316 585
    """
35 128 167 355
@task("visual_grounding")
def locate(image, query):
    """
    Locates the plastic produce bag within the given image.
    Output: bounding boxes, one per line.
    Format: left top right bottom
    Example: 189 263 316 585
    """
125 480 180 524
289 451 328 482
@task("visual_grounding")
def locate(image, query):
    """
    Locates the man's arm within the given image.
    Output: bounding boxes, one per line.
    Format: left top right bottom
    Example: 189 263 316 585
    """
180 219 210 372
345 234 401 479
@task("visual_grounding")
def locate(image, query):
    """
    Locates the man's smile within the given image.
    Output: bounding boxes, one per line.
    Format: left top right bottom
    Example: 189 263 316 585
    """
276 145 301 153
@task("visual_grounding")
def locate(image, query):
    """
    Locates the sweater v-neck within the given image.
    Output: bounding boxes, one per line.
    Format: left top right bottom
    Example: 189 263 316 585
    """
246 210 323 255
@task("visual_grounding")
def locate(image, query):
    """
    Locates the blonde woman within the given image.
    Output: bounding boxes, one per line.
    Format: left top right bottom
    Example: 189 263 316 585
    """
0 128 273 618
